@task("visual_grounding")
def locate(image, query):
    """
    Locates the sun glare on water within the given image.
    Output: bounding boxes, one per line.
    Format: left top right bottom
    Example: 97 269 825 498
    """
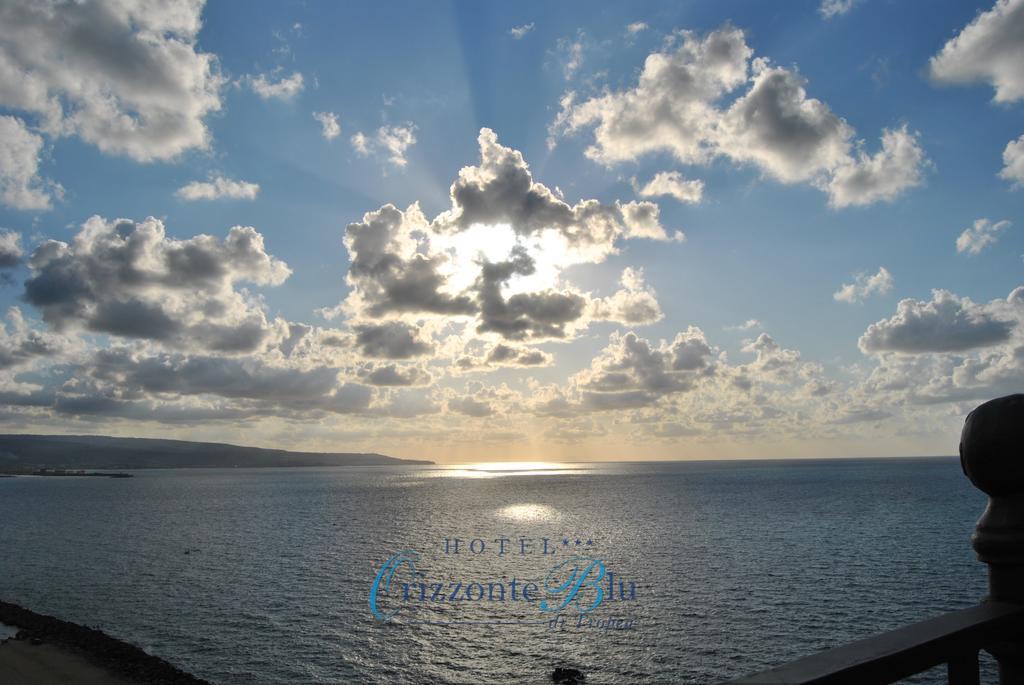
495 503 561 522
435 461 590 478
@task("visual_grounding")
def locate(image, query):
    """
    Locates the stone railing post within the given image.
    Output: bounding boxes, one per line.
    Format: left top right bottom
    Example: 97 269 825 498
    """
961 393 1024 683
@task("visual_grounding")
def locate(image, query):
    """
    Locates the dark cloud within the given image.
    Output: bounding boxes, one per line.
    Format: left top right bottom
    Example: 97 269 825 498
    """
0 307 62 370
859 289 1015 354
358 364 431 387
486 344 550 366
433 129 670 244
574 328 715 409
475 247 586 340
23 216 290 352
448 395 494 417
342 204 475 318
354 321 432 359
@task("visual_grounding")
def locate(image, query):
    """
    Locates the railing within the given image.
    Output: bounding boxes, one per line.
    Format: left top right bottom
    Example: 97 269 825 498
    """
726 394 1024 685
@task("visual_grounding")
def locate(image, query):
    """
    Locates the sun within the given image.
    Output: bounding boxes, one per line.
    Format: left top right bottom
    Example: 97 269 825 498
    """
432 223 573 296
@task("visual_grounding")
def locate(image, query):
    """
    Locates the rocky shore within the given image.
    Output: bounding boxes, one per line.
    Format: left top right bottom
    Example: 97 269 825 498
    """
0 601 208 684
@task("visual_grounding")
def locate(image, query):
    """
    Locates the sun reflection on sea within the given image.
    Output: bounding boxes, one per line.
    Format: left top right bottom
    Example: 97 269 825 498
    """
431 461 592 478
495 503 561 522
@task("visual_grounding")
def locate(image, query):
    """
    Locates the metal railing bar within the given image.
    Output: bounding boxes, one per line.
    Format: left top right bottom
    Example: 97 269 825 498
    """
723 602 1024 685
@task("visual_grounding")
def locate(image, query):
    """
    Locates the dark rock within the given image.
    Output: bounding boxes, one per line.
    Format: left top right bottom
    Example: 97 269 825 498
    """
552 666 586 683
0 599 210 683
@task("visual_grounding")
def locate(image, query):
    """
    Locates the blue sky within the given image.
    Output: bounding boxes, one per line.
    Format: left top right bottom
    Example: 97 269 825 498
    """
0 0 1021 461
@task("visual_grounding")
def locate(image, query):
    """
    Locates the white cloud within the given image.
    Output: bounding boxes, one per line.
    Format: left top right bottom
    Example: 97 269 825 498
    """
0 229 23 268
1001 135 1024 187
509 23 535 39
928 1 1024 190
0 116 60 211
957 218 1011 255
635 171 704 204
826 126 926 207
248 72 304 101
351 131 369 156
726 319 762 331
351 124 417 167
928 0 1024 104
559 38 584 80
819 0 856 18
313 111 341 140
552 26 926 208
0 0 224 162
590 268 664 325
855 286 1024 407
175 176 260 201
626 22 648 36
834 267 894 303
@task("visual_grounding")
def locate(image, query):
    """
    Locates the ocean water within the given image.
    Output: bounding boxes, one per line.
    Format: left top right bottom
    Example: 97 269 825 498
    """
0 458 996 684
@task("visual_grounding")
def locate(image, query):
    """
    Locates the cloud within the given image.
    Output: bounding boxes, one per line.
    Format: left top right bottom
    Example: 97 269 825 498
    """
1001 135 1024 187
572 328 716 410
830 407 890 424
0 116 61 211
432 128 673 249
61 348 375 419
335 203 475 320
455 343 553 372
726 319 761 331
175 176 260 201
626 22 648 36
0 230 23 268
833 267 894 303
358 363 431 387
485 344 550 366
559 37 584 80
474 247 587 340
928 0 1024 104
509 23 534 39
635 171 704 204
247 71 304 101
0 307 62 371
313 111 341 140
928 1 1024 190
855 286 1024 406
739 333 811 383
552 26 926 207
859 289 1015 354
448 395 494 417
590 268 664 325
819 0 856 18
0 0 224 162
330 130 679 348
23 215 291 352
826 126 926 208
353 322 433 359
957 218 1011 255
351 124 417 167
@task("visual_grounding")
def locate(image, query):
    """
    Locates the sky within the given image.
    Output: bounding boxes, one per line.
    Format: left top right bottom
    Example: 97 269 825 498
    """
0 0 1022 462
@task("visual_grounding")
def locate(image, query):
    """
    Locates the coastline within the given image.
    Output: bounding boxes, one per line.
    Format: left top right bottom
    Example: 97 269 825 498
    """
0 601 208 684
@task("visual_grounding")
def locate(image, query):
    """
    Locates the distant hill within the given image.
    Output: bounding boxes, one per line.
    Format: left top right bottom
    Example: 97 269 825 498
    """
0 434 432 470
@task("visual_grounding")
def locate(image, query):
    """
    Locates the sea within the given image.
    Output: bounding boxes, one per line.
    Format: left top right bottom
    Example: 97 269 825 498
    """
0 458 997 684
